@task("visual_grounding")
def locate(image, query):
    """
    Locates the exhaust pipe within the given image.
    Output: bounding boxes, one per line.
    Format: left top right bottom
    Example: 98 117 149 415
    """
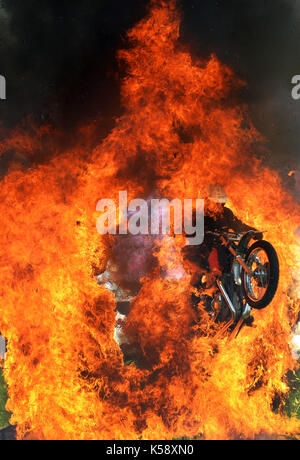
217 280 237 321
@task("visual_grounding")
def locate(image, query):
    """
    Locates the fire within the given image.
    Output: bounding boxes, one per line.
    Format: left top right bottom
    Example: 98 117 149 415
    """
0 0 299 440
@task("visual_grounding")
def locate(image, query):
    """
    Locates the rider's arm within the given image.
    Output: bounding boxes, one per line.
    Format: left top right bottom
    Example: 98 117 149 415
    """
223 208 257 234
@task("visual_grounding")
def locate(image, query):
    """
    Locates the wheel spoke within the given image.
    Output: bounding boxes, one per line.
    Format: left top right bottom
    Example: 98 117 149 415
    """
244 248 270 302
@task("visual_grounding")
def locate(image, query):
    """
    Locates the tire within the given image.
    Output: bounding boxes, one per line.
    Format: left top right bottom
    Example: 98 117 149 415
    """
242 240 279 309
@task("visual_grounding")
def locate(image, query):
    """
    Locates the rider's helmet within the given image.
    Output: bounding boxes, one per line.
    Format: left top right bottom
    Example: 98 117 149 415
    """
207 183 227 204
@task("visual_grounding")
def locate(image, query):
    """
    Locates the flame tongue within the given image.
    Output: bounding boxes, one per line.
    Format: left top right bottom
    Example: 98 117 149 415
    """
0 0 299 440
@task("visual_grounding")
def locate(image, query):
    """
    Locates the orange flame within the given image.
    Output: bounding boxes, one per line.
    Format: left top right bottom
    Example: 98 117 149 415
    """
0 0 299 440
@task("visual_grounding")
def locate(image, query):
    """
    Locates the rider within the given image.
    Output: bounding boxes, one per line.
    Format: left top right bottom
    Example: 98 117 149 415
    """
205 183 259 274
183 184 257 280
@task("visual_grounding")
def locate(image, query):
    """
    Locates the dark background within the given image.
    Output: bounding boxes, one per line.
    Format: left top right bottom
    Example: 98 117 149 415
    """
0 0 299 173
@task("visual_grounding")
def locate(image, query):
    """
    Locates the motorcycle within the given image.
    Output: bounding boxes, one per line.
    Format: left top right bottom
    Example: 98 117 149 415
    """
97 230 280 349
203 230 280 338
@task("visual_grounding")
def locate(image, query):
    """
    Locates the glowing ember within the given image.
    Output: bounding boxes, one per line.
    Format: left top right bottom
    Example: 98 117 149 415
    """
0 0 299 440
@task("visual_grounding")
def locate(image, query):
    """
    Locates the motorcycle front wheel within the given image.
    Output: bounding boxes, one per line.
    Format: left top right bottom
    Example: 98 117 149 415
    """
242 240 279 309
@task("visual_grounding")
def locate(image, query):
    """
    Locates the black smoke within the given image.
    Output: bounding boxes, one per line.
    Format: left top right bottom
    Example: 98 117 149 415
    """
0 0 147 131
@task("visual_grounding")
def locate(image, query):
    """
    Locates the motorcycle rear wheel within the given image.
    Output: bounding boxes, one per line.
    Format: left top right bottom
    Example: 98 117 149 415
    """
242 240 279 309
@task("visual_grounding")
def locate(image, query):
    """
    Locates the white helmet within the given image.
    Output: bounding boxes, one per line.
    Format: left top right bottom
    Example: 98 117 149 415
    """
207 183 227 204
